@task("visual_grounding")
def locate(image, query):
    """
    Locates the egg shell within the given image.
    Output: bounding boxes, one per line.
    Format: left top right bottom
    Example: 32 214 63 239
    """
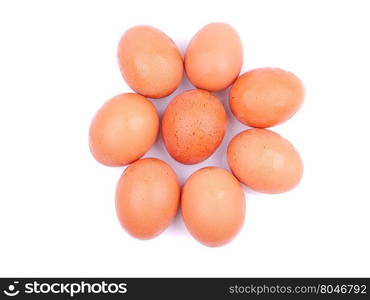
229 68 304 128
161 89 227 164
89 93 159 166
116 158 180 240
118 25 183 99
185 22 243 91
182 167 246 247
227 129 303 194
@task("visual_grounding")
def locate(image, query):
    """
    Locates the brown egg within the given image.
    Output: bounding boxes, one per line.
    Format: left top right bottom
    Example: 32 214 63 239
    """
161 89 227 164
229 68 304 128
185 22 243 91
227 129 303 193
182 167 245 247
118 25 183 99
89 93 159 166
116 158 180 239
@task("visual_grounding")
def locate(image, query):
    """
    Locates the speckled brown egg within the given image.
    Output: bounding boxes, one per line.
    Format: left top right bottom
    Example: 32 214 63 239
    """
182 167 245 247
227 129 303 194
89 93 159 166
118 25 183 99
185 22 243 91
229 68 304 128
116 158 180 239
161 89 227 164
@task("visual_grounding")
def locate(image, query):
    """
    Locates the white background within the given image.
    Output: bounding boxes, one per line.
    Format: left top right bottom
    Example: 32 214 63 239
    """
0 0 369 277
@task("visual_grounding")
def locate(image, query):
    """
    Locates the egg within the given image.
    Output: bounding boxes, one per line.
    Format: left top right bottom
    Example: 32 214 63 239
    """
185 22 243 91
118 25 184 99
227 129 303 193
229 67 304 128
161 89 227 164
116 158 180 239
182 167 245 247
89 93 159 166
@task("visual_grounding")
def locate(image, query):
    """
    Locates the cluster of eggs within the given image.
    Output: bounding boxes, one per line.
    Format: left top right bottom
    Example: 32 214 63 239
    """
89 23 304 247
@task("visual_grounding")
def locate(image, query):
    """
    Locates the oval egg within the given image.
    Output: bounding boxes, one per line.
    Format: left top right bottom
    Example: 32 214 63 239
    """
182 167 246 247
185 22 243 91
227 129 303 193
118 25 183 98
161 89 227 164
89 93 159 166
116 158 180 239
230 67 304 128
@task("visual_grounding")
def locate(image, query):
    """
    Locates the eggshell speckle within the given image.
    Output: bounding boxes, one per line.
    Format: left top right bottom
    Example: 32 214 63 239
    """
89 93 159 166
118 25 183 99
182 167 245 247
185 22 243 91
161 89 227 164
230 68 304 128
227 129 303 194
116 158 180 239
